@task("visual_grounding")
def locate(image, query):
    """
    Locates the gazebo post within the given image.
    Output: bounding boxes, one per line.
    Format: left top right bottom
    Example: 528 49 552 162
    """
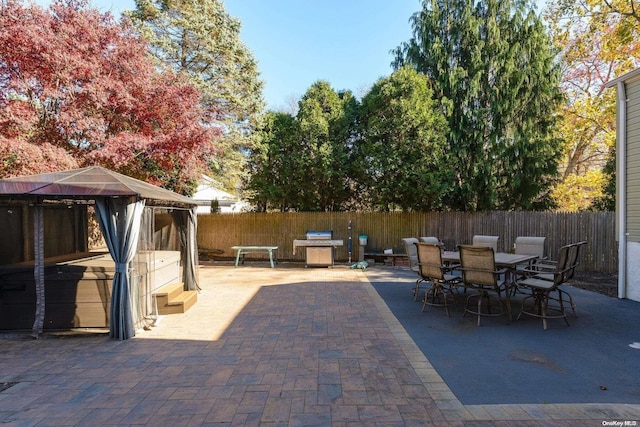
32 202 45 338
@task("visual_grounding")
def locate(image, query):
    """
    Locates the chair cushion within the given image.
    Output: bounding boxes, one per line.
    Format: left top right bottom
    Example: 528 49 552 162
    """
519 277 555 290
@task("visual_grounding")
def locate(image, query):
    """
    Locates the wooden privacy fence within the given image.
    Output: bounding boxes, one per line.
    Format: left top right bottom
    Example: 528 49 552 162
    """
197 211 616 272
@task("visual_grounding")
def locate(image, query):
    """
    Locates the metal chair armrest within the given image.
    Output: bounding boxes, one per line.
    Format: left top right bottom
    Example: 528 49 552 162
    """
443 263 460 272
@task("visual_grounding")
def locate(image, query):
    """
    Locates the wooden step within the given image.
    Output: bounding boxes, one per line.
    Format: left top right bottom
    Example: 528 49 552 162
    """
159 290 198 315
153 282 197 315
153 282 184 307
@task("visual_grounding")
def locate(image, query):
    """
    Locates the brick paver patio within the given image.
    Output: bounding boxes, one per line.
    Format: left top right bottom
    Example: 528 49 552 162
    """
0 262 638 426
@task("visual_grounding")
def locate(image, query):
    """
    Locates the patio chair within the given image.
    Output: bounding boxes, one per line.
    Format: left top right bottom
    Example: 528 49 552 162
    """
402 237 421 299
402 237 420 271
554 241 586 318
472 235 499 252
415 242 461 317
419 236 440 245
522 241 586 318
458 245 510 326
517 244 573 329
514 236 546 259
513 236 547 286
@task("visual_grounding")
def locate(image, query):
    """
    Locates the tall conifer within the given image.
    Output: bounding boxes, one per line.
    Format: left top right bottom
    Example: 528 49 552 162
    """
394 0 564 211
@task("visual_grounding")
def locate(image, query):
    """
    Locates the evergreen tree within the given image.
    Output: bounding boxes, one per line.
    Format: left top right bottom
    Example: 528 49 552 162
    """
590 147 616 212
128 0 264 191
393 0 564 211
295 81 358 211
245 111 300 212
354 66 449 211
247 82 357 212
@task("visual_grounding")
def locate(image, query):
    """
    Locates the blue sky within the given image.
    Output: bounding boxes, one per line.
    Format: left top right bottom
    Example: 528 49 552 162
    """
39 0 546 111
223 0 422 110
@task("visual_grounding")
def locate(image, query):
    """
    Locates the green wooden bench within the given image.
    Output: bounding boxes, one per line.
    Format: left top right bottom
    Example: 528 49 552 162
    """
231 246 279 268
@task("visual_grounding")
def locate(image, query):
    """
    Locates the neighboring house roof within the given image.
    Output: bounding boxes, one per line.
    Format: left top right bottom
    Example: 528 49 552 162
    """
605 67 640 87
0 166 196 206
193 175 237 203
192 175 249 213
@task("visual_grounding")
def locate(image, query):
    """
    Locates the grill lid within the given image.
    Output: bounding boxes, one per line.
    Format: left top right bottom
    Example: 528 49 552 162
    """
306 230 333 240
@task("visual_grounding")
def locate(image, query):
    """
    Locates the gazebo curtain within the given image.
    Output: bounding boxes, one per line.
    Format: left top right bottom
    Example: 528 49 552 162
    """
171 207 200 291
95 196 146 340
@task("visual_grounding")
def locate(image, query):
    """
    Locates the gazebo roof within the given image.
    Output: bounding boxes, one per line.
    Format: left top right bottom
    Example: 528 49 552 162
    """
0 166 196 206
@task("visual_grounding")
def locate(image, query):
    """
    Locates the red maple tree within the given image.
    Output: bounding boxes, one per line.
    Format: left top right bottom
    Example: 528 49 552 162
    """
0 0 221 193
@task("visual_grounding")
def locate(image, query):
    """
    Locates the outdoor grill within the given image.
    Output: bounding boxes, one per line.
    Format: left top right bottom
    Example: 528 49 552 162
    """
293 230 344 267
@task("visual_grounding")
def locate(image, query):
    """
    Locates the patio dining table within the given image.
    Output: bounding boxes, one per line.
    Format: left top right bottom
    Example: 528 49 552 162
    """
441 250 539 320
442 251 538 272
442 250 538 285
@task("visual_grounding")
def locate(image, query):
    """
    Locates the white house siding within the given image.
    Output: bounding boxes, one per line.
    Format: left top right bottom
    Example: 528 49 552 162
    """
627 78 640 240
628 243 640 301
624 75 640 300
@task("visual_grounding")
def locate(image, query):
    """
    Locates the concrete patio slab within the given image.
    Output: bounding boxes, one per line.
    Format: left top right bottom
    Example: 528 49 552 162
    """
365 266 640 405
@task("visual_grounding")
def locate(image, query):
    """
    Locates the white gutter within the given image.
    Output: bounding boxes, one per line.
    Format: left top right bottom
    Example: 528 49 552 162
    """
617 81 627 299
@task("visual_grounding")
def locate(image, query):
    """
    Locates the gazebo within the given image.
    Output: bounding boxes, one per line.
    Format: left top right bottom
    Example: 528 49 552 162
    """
0 166 199 340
